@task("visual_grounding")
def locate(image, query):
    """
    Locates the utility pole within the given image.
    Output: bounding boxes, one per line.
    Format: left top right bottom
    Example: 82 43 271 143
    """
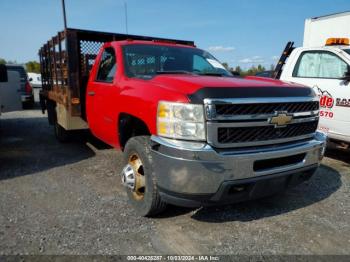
124 2 128 34
61 0 67 30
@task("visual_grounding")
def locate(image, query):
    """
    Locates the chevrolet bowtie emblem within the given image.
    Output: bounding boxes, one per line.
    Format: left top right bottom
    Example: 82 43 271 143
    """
269 112 293 127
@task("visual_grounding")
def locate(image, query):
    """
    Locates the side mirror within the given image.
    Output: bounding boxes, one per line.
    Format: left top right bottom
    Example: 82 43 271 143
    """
0 64 8 82
341 65 350 81
29 78 33 82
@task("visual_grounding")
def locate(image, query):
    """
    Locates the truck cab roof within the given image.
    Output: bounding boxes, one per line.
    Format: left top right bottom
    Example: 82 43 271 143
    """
295 45 350 51
291 45 350 60
290 45 350 62
111 39 196 49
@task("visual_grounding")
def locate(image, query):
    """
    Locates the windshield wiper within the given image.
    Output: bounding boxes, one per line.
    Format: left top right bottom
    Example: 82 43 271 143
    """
156 70 194 75
155 71 230 77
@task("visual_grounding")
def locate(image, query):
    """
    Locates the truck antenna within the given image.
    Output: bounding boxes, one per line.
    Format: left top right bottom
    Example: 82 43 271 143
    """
124 2 128 34
61 0 68 30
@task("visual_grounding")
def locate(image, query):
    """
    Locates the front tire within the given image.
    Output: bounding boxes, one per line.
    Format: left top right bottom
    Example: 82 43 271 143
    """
123 136 166 216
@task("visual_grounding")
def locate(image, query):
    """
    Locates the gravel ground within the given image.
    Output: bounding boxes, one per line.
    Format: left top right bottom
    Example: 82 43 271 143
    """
0 109 349 255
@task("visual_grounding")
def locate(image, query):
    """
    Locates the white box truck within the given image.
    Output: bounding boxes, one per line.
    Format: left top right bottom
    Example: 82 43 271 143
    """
276 12 350 147
303 12 350 47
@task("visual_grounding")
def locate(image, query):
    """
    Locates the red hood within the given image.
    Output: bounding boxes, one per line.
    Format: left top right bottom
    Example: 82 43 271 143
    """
148 74 305 95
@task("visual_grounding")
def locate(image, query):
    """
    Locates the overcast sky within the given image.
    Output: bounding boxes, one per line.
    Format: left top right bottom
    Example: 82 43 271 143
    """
0 0 349 69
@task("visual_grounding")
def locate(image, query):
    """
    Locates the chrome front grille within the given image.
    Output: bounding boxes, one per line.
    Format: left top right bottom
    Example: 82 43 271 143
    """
215 101 319 116
204 97 319 148
217 120 318 144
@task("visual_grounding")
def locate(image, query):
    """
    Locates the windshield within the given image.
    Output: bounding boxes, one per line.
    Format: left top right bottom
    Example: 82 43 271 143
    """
122 44 231 79
344 49 350 56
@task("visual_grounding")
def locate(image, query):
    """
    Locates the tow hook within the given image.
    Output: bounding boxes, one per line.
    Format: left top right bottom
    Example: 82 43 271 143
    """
121 164 136 190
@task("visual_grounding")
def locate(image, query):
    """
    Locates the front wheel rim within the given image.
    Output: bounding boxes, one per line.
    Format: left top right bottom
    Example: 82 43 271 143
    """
128 153 145 201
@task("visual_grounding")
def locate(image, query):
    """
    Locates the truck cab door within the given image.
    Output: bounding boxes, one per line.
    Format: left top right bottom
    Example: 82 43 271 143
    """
0 70 22 113
282 49 350 143
86 46 118 144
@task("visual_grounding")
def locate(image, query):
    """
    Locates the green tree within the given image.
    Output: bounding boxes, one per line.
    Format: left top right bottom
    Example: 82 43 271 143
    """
222 62 230 70
257 64 265 72
0 58 17 65
6 60 17 64
234 66 242 75
25 61 41 73
231 64 274 76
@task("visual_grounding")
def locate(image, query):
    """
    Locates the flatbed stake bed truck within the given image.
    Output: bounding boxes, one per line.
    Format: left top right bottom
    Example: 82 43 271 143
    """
39 28 326 216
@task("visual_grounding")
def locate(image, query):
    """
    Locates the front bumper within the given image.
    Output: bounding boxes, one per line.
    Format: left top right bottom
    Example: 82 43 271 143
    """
151 132 327 207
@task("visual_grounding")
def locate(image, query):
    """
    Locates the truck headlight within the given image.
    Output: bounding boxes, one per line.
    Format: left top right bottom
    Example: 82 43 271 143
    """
157 101 206 141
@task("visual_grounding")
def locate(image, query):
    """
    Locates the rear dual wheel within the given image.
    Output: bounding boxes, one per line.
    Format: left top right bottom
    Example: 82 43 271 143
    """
122 136 166 216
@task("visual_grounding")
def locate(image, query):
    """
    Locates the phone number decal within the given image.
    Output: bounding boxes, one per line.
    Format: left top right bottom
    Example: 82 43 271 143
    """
320 110 334 118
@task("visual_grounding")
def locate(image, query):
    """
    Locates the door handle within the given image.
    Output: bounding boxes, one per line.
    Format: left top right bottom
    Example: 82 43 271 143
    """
88 91 95 96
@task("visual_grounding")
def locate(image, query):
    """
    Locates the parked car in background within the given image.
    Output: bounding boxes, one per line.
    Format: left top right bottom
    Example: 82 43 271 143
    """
255 70 273 78
28 72 42 102
6 64 34 108
0 64 22 115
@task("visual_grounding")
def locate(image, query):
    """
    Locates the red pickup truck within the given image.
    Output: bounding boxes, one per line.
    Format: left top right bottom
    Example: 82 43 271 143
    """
39 29 326 216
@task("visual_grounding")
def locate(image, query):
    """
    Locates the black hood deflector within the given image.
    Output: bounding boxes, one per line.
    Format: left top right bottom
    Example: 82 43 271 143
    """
188 86 315 103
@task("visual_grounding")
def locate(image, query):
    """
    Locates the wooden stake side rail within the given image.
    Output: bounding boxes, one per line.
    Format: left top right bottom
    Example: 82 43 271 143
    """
39 28 195 118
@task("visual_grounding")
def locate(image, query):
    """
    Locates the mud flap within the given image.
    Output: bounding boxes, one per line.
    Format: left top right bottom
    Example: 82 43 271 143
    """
46 99 56 125
39 91 47 114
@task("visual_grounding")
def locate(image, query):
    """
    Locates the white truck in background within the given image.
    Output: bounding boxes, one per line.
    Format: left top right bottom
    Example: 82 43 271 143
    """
27 72 42 88
277 11 350 147
28 72 42 102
